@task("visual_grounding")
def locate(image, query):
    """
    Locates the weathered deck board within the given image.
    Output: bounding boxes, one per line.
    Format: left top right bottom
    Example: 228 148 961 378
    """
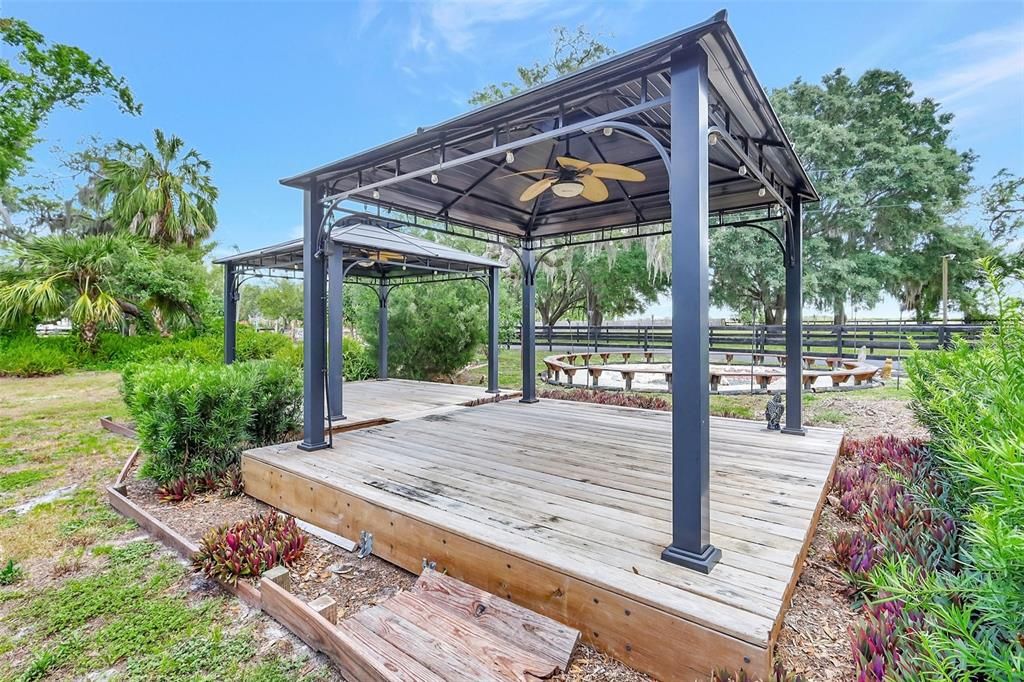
243 398 843 680
329 379 513 426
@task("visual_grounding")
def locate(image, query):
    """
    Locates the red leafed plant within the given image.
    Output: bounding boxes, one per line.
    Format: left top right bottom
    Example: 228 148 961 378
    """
850 599 925 681
538 388 671 411
156 476 198 503
193 511 306 585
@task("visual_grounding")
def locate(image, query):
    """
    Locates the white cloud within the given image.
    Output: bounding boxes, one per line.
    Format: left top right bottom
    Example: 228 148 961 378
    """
355 0 383 36
411 0 580 54
917 23 1024 104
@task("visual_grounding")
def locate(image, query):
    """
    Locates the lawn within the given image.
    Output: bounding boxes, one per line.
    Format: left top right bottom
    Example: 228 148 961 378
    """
0 372 328 681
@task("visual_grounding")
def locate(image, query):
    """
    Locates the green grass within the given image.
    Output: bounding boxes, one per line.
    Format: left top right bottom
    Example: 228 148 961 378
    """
0 469 51 493
0 371 327 681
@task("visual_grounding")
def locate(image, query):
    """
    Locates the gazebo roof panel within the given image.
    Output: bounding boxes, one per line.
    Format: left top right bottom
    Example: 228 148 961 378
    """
281 11 816 237
214 221 504 277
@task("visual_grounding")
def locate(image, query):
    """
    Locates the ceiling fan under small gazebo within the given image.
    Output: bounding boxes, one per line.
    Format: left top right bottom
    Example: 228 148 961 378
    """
506 155 646 203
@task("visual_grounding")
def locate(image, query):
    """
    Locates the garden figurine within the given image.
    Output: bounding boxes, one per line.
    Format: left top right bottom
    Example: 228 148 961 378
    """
765 394 784 430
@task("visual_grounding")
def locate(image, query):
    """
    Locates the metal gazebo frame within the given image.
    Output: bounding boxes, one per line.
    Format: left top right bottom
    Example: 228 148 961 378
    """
278 10 817 574
215 215 506 420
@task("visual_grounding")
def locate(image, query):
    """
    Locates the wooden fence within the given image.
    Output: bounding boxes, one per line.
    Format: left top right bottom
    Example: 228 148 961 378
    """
509 322 991 360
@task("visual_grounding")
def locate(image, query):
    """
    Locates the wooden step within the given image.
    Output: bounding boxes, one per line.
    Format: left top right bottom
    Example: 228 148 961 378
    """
260 567 579 681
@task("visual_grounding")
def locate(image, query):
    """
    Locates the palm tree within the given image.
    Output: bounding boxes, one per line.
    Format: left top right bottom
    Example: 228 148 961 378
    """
0 234 141 346
98 129 218 247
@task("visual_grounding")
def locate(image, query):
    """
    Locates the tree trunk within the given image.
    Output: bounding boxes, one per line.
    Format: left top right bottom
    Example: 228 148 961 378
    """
832 298 847 325
763 291 785 325
80 320 98 349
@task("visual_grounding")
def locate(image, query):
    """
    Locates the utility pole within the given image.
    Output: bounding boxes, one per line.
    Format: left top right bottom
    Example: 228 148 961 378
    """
942 253 956 326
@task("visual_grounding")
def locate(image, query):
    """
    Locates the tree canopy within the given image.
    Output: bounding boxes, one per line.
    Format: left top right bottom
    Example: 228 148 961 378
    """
710 68 986 323
98 129 218 247
0 18 140 188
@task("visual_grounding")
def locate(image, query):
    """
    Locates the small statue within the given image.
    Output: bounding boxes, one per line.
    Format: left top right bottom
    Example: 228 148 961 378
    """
765 394 784 431
880 358 893 380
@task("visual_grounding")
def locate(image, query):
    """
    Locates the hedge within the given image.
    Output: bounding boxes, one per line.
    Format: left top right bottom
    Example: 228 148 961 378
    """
125 360 301 484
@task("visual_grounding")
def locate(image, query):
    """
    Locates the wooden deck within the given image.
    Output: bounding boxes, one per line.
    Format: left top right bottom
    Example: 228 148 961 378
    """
243 398 843 680
328 379 517 429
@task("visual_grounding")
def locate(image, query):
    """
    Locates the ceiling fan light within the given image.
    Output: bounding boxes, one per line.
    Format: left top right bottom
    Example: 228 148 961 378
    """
551 179 585 198
357 259 374 267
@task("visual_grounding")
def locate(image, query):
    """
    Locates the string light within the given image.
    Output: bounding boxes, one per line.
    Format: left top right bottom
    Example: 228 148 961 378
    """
758 187 766 197
430 173 439 184
708 132 719 146
372 189 380 199
738 165 747 176
505 150 515 164
603 127 613 137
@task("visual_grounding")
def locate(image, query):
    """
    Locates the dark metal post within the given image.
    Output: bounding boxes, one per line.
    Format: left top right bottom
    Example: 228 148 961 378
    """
223 263 237 364
377 279 389 380
783 196 806 435
487 267 500 393
327 243 345 421
298 184 328 452
520 245 538 403
661 45 720 573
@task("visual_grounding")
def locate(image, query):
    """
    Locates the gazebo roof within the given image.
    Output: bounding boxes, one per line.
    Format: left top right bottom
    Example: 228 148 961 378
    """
280 10 816 239
214 215 503 281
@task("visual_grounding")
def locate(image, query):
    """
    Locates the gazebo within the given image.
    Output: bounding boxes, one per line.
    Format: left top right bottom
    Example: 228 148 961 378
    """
215 215 505 419
279 10 816 574
237 13 847 677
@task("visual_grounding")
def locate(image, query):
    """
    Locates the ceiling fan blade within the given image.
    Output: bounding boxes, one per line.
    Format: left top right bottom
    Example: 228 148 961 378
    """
587 163 646 182
520 178 555 202
499 169 556 179
579 175 609 202
556 156 591 170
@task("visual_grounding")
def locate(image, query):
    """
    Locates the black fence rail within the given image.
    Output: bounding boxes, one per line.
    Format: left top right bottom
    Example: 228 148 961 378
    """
510 322 991 360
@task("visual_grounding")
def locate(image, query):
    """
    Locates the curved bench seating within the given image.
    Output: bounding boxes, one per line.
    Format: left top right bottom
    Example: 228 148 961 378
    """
542 351 880 393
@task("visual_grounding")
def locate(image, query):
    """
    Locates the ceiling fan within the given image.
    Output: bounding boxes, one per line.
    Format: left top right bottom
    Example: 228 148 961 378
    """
507 156 646 203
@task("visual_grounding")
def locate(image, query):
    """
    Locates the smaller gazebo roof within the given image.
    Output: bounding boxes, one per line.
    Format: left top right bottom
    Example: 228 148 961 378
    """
215 215 504 282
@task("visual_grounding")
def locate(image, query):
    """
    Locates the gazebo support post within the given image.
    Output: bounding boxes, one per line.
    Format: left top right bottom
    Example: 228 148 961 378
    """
223 263 237 365
487 266 500 394
661 44 721 573
327 244 345 421
298 184 328 451
377 279 389 380
783 196 805 435
520 245 538 403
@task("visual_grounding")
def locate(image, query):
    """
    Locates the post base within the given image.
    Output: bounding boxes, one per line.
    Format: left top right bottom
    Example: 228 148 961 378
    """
661 543 721 573
519 398 539 404
486 388 501 395
297 440 330 452
376 378 389 382
781 426 807 436
329 414 347 422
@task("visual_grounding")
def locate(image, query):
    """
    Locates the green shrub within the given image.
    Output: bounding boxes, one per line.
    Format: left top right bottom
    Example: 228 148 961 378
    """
340 336 375 381
236 360 302 445
125 360 301 484
355 280 486 380
0 336 70 377
867 261 1024 679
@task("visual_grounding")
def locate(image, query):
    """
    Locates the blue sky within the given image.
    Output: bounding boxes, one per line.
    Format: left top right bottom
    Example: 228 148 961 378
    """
7 0 1024 318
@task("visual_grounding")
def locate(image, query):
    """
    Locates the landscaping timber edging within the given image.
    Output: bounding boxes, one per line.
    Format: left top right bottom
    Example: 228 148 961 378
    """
105 447 261 607
100 416 138 440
